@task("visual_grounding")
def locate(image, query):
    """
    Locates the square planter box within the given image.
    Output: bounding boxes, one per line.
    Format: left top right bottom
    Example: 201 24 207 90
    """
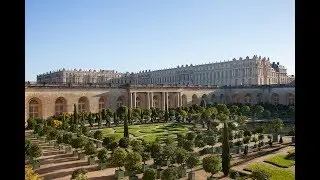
59 144 65 151
73 150 79 157
115 170 125 180
78 153 86 160
88 156 95 165
54 143 60 149
188 172 196 180
99 162 107 170
65 146 72 153
292 136 295 143
129 175 139 180
273 134 280 142
49 140 54 146
32 160 40 170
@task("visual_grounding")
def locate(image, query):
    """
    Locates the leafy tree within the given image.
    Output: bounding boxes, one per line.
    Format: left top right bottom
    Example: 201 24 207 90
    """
186 152 200 172
230 105 240 117
119 137 130 149
102 136 115 149
252 105 264 119
73 104 78 124
124 151 142 174
217 104 230 115
124 108 130 138
205 136 217 147
109 142 118 152
71 136 86 150
175 148 188 165
112 148 127 170
84 141 97 156
244 130 252 137
222 122 230 176
116 106 128 120
141 151 151 166
243 136 251 144
236 115 248 128
269 118 284 134
180 110 188 121
27 118 37 130
71 168 88 180
63 133 73 144
164 136 175 146
25 139 32 156
47 129 58 141
81 125 89 136
186 132 196 141
263 110 271 119
203 155 222 177
241 105 251 116
143 168 157 180
87 113 94 128
97 148 108 163
150 142 163 160
94 130 103 140
163 145 177 165
25 165 42 180
29 144 42 161
183 140 194 152
161 167 178 180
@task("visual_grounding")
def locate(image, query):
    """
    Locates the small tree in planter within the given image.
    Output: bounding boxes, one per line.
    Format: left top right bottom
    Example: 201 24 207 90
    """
47 129 58 145
71 136 86 157
29 144 42 169
97 148 108 170
84 141 97 165
175 148 188 178
183 140 194 152
94 130 103 144
81 125 89 136
112 148 127 179
71 168 88 180
63 133 73 153
124 151 143 179
27 118 37 130
141 151 151 171
119 137 130 149
143 168 157 180
33 124 43 138
186 152 200 180
269 118 284 142
161 167 178 180
109 142 118 152
203 155 222 179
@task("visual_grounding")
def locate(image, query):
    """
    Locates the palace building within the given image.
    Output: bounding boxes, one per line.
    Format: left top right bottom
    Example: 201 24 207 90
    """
37 55 295 86
25 83 295 121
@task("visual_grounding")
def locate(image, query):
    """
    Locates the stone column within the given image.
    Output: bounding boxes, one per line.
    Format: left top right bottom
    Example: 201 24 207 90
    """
177 92 180 107
166 92 169 110
130 92 133 108
133 92 136 108
150 92 154 108
147 92 150 109
162 92 165 110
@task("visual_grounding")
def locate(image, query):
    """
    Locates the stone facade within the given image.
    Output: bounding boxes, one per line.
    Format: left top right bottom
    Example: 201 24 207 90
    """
25 83 295 121
37 69 123 83
36 56 295 86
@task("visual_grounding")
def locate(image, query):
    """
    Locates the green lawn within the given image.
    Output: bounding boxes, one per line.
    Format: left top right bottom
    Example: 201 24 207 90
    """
264 155 295 168
97 123 190 143
245 163 295 180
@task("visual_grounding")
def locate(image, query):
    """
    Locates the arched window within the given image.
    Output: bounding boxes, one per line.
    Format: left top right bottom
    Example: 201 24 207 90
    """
99 97 107 111
211 94 216 102
192 94 198 104
288 94 295 105
136 97 141 108
55 97 67 116
182 94 187 106
117 96 124 107
257 93 262 104
272 93 279 105
78 97 89 112
29 99 41 118
244 94 252 104
220 94 224 103
232 94 240 103
153 96 160 108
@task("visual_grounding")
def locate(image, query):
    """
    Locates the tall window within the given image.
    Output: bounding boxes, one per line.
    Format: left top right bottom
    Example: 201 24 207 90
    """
136 97 141 108
99 97 106 111
220 94 224 103
288 94 295 105
29 99 40 118
182 95 187 106
211 94 216 102
55 98 66 116
257 93 262 104
272 93 279 105
192 94 198 104
78 97 88 112
244 94 252 104
153 96 160 108
117 96 124 107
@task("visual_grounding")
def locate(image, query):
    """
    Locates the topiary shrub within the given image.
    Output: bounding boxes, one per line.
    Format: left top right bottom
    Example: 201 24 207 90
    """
143 168 157 180
84 141 97 156
93 130 103 140
251 169 271 180
119 137 130 149
97 148 108 163
47 129 58 141
71 168 88 180
243 130 252 137
195 140 206 148
25 139 32 156
27 118 37 130
29 144 42 161
161 167 178 180
63 133 73 145
81 126 89 136
33 124 43 135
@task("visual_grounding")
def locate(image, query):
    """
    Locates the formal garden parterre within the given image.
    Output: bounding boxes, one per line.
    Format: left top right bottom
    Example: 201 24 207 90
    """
25 102 295 180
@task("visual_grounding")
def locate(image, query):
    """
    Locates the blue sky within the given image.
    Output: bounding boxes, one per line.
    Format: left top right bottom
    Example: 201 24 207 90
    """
26 0 295 81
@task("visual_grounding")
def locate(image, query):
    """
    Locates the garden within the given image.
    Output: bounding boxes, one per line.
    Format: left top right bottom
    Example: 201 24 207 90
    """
25 102 295 180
